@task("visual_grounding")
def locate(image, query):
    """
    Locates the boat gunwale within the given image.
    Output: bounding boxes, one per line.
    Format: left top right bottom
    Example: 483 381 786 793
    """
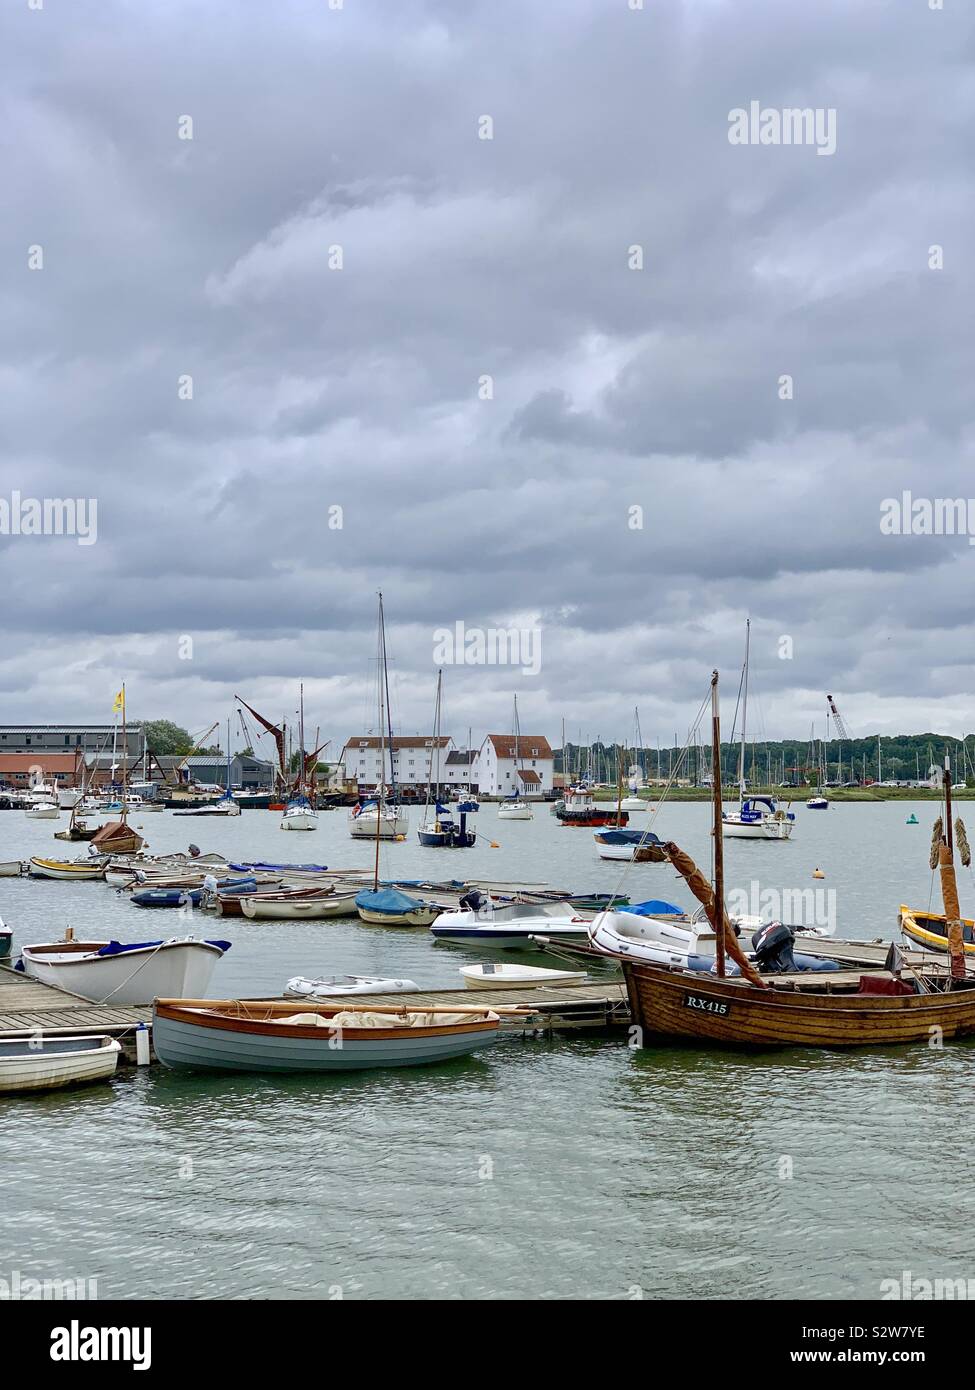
154 1000 500 1042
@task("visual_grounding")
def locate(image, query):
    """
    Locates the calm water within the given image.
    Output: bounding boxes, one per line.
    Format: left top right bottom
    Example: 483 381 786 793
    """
1 800 972 1300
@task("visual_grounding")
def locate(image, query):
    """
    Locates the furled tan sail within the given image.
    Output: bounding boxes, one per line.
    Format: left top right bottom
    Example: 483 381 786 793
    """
661 840 767 987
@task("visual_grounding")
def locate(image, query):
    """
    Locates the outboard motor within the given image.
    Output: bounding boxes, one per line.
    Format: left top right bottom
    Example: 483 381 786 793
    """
460 888 487 913
751 920 798 974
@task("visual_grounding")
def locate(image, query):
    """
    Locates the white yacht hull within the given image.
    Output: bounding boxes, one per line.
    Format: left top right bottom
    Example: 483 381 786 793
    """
281 809 318 830
721 816 794 840
349 809 408 838
497 804 533 820
25 803 59 820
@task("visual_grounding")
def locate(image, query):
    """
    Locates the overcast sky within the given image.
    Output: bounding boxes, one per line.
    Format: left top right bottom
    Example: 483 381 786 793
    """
1 0 972 756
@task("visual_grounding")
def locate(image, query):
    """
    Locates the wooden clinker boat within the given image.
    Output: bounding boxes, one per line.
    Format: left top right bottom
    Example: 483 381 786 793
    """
624 960 975 1047
153 997 504 1073
240 889 358 920
899 905 975 960
90 820 144 855
28 857 106 881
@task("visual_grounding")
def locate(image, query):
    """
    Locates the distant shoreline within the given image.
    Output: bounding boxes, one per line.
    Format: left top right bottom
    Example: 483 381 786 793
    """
586 786 975 803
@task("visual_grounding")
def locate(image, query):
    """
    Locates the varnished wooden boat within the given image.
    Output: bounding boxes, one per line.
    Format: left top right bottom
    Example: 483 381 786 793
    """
90 820 144 855
623 960 975 1047
153 997 503 1073
616 675 975 1050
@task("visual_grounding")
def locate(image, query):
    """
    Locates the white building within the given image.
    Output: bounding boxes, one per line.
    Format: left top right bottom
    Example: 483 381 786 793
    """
475 734 554 798
339 736 454 791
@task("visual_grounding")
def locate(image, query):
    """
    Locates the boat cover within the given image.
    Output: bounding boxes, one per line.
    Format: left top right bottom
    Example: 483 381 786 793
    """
230 862 329 873
277 1010 496 1029
95 939 231 956
621 900 686 917
354 887 422 915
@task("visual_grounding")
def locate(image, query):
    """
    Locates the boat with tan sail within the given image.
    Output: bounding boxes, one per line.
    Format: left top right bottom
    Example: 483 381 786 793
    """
607 675 975 1048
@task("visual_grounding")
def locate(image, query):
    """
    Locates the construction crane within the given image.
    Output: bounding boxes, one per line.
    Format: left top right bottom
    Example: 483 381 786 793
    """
826 695 851 742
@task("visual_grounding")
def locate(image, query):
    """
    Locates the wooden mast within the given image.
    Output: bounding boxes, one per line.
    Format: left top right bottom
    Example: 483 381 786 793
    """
941 754 965 981
120 682 128 825
711 670 726 978
373 593 385 891
737 618 750 806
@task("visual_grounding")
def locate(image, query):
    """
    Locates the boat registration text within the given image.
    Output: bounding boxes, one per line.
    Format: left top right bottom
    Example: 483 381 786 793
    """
682 992 730 1017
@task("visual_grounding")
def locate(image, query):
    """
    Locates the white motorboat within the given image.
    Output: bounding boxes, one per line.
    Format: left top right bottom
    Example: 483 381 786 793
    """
25 801 59 820
0 1035 122 1095
619 796 646 812
348 802 408 839
57 787 82 810
19 935 231 1006
806 794 829 810
284 974 419 998
460 962 588 989
0 860 24 878
497 798 533 820
430 893 591 949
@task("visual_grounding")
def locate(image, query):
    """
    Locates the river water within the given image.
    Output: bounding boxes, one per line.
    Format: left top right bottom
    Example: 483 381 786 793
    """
1 800 971 1300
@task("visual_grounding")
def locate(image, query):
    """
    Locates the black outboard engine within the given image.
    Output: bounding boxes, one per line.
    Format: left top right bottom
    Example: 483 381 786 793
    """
460 888 487 912
751 920 798 974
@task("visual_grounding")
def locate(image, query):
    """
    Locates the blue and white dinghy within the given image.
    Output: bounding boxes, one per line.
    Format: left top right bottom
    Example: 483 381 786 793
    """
18 935 230 1006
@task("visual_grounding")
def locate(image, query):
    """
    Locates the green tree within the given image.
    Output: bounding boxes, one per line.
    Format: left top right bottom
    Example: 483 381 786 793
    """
142 720 195 756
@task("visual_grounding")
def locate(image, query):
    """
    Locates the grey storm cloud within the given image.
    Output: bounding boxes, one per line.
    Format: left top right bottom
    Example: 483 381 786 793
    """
0 0 972 748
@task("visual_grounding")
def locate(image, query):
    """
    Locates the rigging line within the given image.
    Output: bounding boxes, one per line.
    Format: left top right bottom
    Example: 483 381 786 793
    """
604 683 713 910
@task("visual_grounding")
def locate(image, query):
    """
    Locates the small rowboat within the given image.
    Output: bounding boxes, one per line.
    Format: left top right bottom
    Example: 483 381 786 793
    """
240 890 358 920
130 876 256 908
19 936 231 1006
153 997 504 1073
28 857 106 881
0 1035 121 1095
900 905 975 960
285 974 420 998
355 887 441 927
460 963 588 990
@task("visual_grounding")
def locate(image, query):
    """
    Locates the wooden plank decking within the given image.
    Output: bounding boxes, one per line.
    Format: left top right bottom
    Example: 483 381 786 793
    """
0 964 151 1059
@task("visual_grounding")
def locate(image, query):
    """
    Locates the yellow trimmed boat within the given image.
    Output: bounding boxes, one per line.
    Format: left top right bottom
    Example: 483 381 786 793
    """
28 857 106 881
899 905 975 959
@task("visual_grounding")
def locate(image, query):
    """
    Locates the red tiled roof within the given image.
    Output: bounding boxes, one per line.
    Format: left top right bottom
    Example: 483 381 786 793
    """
517 769 541 784
485 735 553 759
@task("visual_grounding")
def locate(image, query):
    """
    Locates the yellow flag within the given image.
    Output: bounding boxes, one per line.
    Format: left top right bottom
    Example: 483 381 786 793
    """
113 688 125 714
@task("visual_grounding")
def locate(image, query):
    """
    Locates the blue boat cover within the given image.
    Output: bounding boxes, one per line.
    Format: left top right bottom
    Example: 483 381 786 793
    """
621 899 686 917
354 887 422 914
597 829 663 846
229 862 329 873
95 939 231 956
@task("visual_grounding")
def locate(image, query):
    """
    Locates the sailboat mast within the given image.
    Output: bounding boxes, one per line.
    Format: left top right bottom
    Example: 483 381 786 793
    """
120 684 129 822
374 594 386 891
941 755 965 979
738 618 750 801
711 671 726 979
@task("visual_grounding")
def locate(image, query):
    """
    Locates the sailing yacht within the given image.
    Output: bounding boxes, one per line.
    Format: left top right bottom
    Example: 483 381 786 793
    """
619 707 647 811
348 594 408 840
281 688 318 830
497 696 534 820
418 671 475 847
721 620 795 840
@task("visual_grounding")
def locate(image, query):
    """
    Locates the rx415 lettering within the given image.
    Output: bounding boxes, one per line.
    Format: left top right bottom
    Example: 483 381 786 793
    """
683 993 730 1017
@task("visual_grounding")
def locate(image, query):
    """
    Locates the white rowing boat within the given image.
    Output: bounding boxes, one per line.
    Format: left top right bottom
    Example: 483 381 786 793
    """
460 963 588 989
0 1035 121 1094
19 935 230 1006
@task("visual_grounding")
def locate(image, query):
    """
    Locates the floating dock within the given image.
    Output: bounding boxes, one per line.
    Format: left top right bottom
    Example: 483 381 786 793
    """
0 964 630 1064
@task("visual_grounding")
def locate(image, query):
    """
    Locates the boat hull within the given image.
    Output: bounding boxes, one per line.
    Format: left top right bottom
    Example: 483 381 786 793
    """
357 906 440 926
622 960 975 1047
0 861 24 877
0 1036 121 1094
497 805 533 820
721 817 794 840
153 1004 499 1073
240 894 357 920
25 804 59 820
900 906 975 957
28 858 105 881
349 810 408 838
21 940 226 1006
460 964 587 989
280 810 318 830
